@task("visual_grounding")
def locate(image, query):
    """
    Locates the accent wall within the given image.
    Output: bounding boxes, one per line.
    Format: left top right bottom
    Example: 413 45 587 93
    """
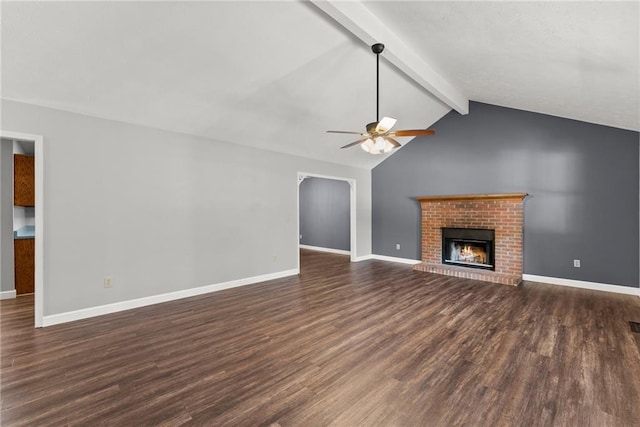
299 177 350 252
0 140 15 294
372 102 639 288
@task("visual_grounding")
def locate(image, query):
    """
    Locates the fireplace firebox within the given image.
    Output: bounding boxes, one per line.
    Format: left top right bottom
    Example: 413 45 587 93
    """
442 228 495 271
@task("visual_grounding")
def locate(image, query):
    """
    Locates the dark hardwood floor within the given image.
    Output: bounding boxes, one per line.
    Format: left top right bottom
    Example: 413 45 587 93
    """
2 249 640 426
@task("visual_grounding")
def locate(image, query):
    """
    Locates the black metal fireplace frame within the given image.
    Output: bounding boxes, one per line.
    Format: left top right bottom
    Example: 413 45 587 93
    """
441 228 495 271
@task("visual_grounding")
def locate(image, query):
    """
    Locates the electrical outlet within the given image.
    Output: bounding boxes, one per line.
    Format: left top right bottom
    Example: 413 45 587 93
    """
573 259 581 268
299 234 302 240
104 276 112 288
396 243 401 250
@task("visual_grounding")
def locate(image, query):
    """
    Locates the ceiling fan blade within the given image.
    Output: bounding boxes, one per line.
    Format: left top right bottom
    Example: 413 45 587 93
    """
327 130 367 135
385 136 402 148
375 117 397 133
389 129 436 137
340 137 370 149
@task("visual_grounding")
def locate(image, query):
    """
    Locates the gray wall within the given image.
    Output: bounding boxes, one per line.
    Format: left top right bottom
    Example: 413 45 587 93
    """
299 177 350 251
1 99 372 316
373 102 639 288
0 139 15 293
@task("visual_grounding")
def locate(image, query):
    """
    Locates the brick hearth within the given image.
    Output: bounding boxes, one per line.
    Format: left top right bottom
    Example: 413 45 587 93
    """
413 193 527 286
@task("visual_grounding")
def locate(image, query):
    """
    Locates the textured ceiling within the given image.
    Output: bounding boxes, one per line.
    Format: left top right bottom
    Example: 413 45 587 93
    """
364 1 639 132
1 1 637 170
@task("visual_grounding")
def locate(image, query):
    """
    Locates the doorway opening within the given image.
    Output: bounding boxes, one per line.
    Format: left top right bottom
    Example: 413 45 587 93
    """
297 172 356 271
0 131 44 327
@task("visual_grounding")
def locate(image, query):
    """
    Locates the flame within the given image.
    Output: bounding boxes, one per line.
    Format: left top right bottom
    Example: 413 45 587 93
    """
451 243 487 264
461 245 474 258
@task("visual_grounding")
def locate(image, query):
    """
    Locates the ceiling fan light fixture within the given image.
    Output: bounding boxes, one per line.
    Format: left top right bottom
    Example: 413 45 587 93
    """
361 138 374 153
362 138 381 154
360 136 397 155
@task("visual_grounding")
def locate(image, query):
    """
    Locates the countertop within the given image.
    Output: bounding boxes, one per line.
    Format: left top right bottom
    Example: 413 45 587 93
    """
14 226 35 239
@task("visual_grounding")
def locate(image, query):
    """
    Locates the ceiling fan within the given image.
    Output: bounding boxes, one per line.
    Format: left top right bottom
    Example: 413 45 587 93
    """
327 43 435 154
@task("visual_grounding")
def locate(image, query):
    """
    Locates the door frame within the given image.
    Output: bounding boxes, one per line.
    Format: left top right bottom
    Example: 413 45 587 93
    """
297 172 356 270
1 130 44 327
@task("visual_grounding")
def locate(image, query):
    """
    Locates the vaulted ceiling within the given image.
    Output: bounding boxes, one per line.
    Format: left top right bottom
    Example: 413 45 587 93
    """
2 1 638 169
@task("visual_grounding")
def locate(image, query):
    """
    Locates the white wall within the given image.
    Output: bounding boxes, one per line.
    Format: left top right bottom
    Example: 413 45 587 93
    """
13 207 35 231
13 140 26 154
1 99 372 317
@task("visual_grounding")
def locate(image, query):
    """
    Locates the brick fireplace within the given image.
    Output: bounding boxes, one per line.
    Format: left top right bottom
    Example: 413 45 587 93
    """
413 193 527 286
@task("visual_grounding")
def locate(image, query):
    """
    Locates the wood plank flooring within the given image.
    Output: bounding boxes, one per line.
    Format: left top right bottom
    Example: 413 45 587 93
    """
2 249 640 426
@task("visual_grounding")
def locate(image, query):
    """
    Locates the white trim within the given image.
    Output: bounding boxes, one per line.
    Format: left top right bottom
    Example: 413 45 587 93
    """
0 289 17 300
349 179 356 262
370 254 421 265
42 268 299 327
523 274 640 297
353 254 374 262
297 174 301 272
299 245 350 256
1 130 44 327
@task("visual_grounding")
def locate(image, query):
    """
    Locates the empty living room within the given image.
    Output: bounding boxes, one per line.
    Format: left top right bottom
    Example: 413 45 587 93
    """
1 1 639 426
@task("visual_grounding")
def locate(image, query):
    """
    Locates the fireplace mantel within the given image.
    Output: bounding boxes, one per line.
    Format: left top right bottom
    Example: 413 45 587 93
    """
416 193 528 203
414 192 527 286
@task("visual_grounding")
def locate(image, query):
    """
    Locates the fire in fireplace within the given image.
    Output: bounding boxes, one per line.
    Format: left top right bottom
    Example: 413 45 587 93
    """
442 228 495 270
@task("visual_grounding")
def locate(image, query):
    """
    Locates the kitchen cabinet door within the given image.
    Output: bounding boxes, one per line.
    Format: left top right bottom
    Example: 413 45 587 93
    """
14 154 35 207
15 238 35 295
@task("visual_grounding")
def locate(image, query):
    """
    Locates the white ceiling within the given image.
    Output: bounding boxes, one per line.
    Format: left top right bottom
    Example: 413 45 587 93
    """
2 1 638 170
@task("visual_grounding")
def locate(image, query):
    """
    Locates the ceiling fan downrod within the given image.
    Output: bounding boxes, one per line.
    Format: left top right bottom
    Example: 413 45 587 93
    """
325 41 436 154
372 43 384 123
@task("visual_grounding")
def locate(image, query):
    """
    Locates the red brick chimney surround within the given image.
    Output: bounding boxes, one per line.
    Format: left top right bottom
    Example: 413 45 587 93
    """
413 193 528 286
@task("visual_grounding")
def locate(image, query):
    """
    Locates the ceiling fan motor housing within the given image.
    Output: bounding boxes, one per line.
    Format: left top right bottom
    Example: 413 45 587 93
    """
326 40 435 153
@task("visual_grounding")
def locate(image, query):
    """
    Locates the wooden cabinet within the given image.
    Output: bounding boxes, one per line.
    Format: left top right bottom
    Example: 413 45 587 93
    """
14 154 35 207
14 238 35 295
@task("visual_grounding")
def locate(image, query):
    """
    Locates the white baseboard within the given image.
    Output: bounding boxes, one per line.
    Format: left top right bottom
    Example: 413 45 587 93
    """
371 254 422 265
353 254 421 265
353 255 374 262
523 274 640 297
299 245 350 256
42 268 300 327
0 289 17 300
